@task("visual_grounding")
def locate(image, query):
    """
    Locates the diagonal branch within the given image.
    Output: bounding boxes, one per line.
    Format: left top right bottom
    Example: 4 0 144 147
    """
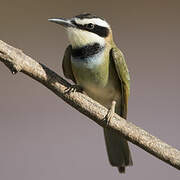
0 40 180 170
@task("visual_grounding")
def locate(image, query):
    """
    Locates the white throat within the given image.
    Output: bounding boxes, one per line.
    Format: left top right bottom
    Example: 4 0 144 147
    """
67 27 105 48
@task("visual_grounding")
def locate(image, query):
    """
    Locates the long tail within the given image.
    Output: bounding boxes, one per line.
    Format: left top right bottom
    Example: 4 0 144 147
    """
104 128 133 173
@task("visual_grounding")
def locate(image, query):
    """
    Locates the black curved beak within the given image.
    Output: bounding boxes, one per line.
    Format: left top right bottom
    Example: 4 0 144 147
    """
48 18 75 28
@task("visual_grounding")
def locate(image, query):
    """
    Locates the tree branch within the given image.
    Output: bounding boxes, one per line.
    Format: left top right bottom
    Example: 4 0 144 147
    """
0 40 180 171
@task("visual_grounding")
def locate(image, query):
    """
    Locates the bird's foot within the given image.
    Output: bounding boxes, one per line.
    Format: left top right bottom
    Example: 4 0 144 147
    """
104 100 116 127
65 84 83 94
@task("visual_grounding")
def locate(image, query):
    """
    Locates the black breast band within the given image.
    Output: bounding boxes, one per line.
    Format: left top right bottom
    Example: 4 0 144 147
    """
71 43 104 59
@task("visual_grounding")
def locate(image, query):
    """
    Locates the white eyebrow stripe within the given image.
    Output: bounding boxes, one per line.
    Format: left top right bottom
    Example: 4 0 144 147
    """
74 18 110 28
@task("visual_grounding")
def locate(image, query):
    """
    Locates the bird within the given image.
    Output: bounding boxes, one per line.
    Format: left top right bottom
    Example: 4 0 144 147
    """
48 13 133 173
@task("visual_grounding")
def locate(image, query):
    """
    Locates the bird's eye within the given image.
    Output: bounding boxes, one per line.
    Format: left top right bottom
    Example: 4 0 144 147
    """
86 23 94 29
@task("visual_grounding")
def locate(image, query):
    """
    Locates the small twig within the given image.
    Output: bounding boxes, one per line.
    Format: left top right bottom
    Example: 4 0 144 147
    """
0 40 180 170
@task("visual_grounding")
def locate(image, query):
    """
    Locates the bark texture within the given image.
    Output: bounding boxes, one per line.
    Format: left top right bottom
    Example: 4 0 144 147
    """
0 40 180 171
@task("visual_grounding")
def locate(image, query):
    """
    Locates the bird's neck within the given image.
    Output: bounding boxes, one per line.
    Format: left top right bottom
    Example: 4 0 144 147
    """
71 43 105 59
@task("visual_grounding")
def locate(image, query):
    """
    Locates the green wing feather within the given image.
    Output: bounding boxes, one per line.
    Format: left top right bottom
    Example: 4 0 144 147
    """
111 45 130 119
62 45 76 83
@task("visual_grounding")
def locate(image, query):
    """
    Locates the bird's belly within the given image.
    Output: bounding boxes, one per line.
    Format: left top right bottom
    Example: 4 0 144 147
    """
71 55 121 108
84 83 119 108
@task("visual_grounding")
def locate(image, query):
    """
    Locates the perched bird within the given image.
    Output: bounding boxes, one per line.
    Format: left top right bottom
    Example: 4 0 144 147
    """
48 13 132 173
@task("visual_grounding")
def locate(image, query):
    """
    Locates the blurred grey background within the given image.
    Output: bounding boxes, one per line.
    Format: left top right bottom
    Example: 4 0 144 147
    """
0 0 180 179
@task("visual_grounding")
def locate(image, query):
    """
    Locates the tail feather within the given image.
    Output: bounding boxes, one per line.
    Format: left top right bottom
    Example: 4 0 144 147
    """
104 128 133 173
118 166 125 173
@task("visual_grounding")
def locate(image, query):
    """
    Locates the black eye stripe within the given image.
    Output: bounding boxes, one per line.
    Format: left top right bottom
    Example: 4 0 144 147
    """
91 25 109 37
86 23 94 29
71 20 109 37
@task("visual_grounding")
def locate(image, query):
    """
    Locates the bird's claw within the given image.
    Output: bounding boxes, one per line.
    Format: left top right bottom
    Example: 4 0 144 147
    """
103 101 116 127
65 84 83 94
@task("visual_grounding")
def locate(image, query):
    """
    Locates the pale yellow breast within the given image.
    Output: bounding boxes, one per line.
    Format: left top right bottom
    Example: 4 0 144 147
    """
71 47 121 108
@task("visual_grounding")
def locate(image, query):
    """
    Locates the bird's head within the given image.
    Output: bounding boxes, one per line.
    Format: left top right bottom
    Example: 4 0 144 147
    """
48 13 113 48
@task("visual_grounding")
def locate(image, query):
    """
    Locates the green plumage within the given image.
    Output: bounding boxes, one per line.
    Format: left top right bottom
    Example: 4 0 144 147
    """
62 44 132 173
104 44 132 173
49 13 132 173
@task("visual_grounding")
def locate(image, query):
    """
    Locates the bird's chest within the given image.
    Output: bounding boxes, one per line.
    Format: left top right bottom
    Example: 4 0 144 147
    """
71 51 121 107
71 51 109 88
